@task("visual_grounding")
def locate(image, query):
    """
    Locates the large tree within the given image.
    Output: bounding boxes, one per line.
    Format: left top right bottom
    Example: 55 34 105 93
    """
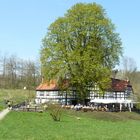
41 3 122 101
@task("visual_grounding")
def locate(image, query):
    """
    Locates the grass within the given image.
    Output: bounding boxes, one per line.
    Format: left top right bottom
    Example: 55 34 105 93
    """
66 109 140 122
0 89 35 111
0 110 140 140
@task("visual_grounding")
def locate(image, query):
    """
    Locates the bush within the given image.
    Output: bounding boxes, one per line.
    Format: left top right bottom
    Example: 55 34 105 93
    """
48 104 62 121
0 106 4 111
0 100 6 111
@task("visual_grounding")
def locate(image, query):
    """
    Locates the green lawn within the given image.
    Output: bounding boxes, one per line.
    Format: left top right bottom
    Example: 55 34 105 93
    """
0 89 35 111
0 110 140 140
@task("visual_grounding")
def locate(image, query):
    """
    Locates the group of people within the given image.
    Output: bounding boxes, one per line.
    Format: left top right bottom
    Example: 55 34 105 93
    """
61 104 109 112
5 100 12 110
26 102 48 112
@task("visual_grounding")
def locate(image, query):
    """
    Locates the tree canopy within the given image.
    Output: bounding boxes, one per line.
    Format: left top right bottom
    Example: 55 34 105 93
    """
40 3 122 100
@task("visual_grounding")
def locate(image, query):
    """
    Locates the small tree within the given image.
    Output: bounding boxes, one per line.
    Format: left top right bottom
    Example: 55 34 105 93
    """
48 104 62 121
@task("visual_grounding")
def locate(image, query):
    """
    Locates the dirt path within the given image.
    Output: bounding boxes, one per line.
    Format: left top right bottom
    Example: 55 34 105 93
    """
0 108 10 120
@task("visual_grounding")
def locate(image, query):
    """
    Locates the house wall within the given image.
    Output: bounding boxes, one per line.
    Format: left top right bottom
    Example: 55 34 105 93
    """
89 92 128 100
35 90 76 104
90 89 134 100
35 87 134 104
35 91 60 104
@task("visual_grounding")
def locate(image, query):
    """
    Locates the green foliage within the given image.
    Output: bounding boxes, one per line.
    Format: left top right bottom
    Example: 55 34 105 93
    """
136 103 140 109
41 3 122 100
0 103 5 111
0 89 35 106
48 104 62 121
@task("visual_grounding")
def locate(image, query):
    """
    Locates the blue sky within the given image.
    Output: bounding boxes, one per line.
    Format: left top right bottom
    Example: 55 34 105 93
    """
0 0 140 69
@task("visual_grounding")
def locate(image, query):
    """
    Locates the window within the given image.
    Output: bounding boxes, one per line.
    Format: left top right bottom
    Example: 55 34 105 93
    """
40 93 44 96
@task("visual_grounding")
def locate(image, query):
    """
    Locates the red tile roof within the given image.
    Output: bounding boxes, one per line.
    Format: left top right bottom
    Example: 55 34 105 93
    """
36 78 132 92
110 78 132 92
36 80 59 91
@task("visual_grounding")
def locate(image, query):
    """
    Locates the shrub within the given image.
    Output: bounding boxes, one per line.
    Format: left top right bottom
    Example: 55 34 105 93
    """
48 104 62 121
0 106 4 111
